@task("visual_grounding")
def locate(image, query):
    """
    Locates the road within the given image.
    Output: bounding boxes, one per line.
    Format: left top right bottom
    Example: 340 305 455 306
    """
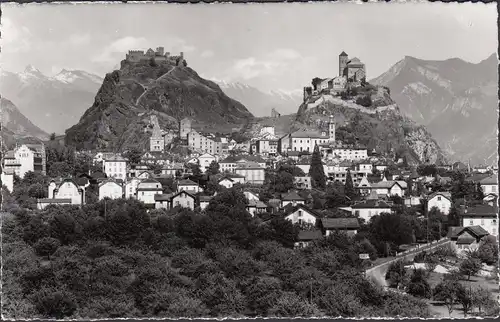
365 238 451 288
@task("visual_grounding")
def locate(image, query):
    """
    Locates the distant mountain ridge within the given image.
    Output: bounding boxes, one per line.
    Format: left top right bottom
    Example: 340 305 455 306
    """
0 66 104 135
370 54 498 165
212 80 302 117
64 59 254 151
0 97 49 148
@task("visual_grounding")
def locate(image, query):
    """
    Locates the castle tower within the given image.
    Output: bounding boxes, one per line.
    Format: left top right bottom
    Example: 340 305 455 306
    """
156 47 165 56
339 51 349 77
328 115 335 142
149 115 164 152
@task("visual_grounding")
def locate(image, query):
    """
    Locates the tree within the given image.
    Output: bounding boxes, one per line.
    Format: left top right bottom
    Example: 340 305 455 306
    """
269 291 321 317
344 169 356 199
33 289 77 318
355 95 372 107
459 257 482 281
49 133 56 141
309 144 326 189
123 147 143 165
471 286 495 315
33 237 60 260
407 268 432 298
455 283 473 317
433 280 460 316
206 161 220 176
477 236 498 265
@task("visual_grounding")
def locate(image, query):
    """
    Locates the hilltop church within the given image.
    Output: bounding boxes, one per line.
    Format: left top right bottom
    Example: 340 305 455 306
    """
303 51 366 101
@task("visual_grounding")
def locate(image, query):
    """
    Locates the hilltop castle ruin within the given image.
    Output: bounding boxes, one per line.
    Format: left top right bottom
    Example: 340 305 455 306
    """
303 51 366 102
126 47 186 66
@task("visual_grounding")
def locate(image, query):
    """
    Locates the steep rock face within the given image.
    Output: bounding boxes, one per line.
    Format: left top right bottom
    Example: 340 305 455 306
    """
0 97 48 142
65 60 253 151
294 86 446 165
0 66 103 135
370 54 498 164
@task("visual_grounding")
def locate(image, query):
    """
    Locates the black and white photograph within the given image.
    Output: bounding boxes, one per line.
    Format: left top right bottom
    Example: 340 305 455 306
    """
0 1 498 319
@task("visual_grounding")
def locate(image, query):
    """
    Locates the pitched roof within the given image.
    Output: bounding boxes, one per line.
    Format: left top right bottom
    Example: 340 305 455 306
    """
351 199 392 209
3 150 15 159
154 193 173 201
247 200 267 208
297 230 323 241
282 191 306 201
172 190 196 199
456 232 476 245
462 204 497 217
339 51 348 57
480 175 498 185
140 178 160 184
199 195 213 202
290 129 327 139
371 180 404 189
104 154 127 162
286 204 321 217
428 191 452 201
321 218 360 230
177 179 198 186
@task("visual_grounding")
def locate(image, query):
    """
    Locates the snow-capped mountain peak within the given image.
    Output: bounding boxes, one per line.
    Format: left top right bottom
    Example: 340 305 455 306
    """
23 64 43 75
54 69 104 84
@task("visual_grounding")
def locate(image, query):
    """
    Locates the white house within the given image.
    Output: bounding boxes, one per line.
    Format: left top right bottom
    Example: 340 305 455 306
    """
371 179 406 197
125 177 141 199
177 179 202 193
243 190 260 201
49 179 85 205
136 178 163 205
198 153 216 173
281 191 306 208
294 176 311 190
480 175 498 195
14 145 35 178
99 179 123 200
284 204 318 226
1 171 14 193
427 191 452 215
461 204 498 237
218 177 234 189
351 199 393 222
320 217 360 237
246 199 267 217
354 160 373 175
199 195 213 210
448 226 490 254
171 190 196 210
103 154 128 180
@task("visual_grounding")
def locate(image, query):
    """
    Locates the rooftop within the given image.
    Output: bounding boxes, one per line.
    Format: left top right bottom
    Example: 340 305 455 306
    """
321 218 360 229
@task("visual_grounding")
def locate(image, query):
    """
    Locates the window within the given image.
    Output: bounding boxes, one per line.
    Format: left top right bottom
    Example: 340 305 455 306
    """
298 219 303 224
437 196 441 201
469 220 473 225
481 219 485 225
298 211 303 217
493 186 497 192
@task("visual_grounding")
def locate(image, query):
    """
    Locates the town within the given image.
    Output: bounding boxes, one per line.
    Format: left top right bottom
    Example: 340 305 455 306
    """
1 6 498 316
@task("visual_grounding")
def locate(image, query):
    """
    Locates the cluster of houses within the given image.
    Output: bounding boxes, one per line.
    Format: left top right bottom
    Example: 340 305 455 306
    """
1 113 498 252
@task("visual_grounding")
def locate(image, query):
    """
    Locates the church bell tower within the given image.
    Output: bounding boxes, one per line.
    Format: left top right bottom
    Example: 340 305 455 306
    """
328 115 335 142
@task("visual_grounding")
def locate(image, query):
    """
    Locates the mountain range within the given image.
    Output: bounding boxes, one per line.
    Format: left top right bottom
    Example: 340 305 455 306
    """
212 80 302 117
370 54 498 165
64 59 253 151
0 97 49 148
0 66 103 135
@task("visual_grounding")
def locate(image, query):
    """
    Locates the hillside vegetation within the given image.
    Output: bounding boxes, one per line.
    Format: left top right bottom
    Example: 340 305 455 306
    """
294 84 445 165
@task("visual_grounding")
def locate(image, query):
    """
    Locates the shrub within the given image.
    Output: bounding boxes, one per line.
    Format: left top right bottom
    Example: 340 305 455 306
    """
356 95 372 107
33 237 61 260
32 289 77 319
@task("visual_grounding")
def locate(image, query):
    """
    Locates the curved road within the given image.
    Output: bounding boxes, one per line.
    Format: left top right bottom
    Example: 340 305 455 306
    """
366 238 451 288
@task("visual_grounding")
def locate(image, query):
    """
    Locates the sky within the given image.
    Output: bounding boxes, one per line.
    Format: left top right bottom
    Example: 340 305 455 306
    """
1 1 497 92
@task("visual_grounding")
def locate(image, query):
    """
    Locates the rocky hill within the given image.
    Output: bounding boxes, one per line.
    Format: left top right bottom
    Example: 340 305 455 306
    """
370 54 498 165
1 97 49 149
64 59 254 151
0 66 103 135
248 85 445 165
214 80 302 117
